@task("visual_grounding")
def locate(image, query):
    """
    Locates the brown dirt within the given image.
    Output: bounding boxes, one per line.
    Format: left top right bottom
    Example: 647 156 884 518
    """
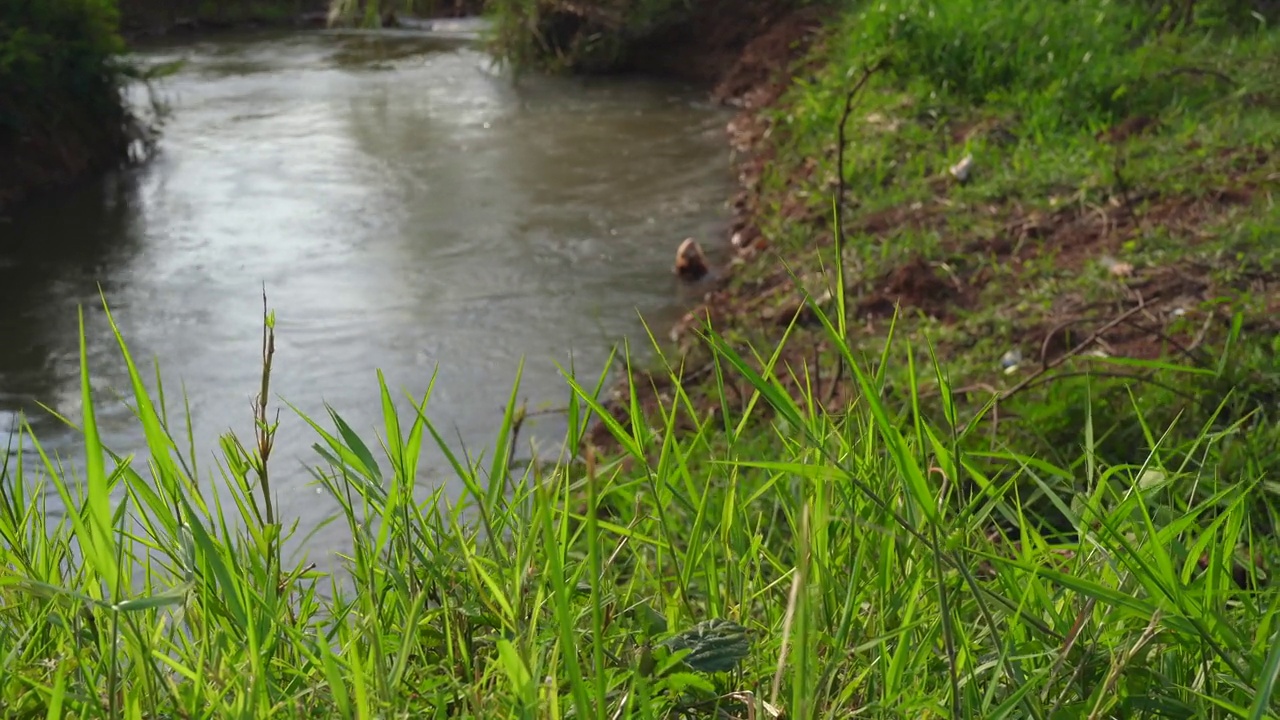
710 5 831 106
617 0 831 91
1096 115 1162 144
1016 266 1218 368
977 184 1259 270
856 256 969 321
746 180 1262 334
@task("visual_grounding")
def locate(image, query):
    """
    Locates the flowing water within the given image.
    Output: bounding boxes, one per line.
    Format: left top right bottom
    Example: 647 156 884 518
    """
0 26 733 567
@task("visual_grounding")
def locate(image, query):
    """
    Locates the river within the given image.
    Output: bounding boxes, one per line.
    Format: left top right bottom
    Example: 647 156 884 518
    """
0 26 732 568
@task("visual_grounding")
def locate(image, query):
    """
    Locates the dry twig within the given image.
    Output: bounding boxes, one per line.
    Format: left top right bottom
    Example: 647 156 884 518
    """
834 57 889 279
960 299 1156 435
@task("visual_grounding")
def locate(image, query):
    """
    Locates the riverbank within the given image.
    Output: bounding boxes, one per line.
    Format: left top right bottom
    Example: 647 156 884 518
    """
0 1 146 214
0 0 489 213
590 0 1280 477
116 0 485 39
5 1 1280 716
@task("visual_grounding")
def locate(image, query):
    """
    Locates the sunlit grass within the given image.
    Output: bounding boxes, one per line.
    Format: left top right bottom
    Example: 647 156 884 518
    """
707 0 1280 485
1 281 1278 718
5 0 1280 717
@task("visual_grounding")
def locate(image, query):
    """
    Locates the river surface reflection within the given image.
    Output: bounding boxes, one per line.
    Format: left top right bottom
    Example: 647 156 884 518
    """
0 29 732 569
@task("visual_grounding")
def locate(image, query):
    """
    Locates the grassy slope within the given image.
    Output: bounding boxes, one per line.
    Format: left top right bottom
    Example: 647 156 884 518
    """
4 1 1280 718
620 0 1280 480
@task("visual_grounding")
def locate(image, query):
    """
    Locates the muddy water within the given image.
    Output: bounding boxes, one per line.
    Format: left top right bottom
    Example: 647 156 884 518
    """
0 28 731 567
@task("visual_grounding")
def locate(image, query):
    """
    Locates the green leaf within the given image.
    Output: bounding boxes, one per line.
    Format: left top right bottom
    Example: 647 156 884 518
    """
77 306 118 593
662 618 752 673
661 672 716 695
44 663 67 720
1250 627 1280 720
327 407 382 483
496 638 533 694
112 584 191 613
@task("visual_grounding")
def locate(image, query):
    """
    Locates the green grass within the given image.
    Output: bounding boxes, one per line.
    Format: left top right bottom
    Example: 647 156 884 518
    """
758 0 1279 248
3 286 1280 717
650 0 1280 484
5 0 1280 716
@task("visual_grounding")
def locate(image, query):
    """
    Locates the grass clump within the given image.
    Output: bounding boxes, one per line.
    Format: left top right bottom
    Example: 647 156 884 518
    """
3 292 1280 717
323 0 477 27
482 0 684 73
849 0 1271 133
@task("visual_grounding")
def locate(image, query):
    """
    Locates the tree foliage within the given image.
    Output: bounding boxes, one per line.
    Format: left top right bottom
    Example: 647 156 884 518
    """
0 0 138 206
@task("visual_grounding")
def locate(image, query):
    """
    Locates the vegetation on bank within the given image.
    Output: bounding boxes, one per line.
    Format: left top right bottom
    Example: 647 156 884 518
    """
482 0 822 75
4 0 1280 718
114 0 321 33
483 0 695 72
616 0 1280 483
0 0 151 210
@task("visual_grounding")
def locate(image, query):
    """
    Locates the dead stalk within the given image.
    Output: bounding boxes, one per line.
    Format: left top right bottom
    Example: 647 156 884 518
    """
960 299 1156 435
834 58 888 280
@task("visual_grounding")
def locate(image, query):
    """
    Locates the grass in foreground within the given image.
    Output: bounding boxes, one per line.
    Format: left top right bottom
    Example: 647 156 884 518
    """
4 2 1280 716
2 291 1279 719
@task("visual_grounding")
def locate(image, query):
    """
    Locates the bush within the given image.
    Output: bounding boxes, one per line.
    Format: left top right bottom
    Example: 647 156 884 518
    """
0 0 138 206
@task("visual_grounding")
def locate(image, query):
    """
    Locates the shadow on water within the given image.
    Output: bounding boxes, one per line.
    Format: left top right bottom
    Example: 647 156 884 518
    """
0 172 150 453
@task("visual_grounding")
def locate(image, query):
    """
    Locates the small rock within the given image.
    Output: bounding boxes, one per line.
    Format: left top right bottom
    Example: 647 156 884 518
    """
1000 348 1022 374
1099 255 1135 278
674 237 709 281
949 154 974 183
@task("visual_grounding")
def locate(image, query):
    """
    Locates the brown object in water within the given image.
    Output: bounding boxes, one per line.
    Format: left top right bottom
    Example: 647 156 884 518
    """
675 238 709 281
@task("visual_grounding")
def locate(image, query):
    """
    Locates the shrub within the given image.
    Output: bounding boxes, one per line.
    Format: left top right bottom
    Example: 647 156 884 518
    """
0 0 139 206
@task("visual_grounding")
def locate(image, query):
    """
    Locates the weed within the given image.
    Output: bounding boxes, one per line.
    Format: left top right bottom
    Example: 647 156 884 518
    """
3 280 1280 716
